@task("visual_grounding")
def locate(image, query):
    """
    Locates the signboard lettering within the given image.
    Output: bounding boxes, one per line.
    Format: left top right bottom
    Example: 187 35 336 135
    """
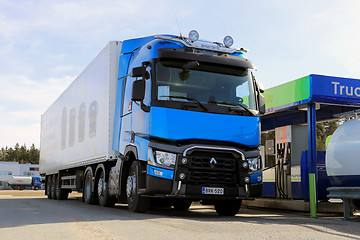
332 81 360 97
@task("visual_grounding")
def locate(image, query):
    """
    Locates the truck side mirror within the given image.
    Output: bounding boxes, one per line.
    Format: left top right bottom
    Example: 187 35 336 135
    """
258 94 266 114
131 66 146 78
131 80 145 101
131 66 150 79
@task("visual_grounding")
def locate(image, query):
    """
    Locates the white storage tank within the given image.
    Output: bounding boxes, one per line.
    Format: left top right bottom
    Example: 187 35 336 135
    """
7 176 33 186
326 118 360 187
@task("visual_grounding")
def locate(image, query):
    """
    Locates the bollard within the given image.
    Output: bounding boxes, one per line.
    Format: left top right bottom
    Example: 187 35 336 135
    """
309 173 317 217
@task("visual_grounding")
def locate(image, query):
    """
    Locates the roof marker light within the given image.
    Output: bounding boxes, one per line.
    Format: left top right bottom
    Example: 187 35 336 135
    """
188 30 199 42
223 35 234 48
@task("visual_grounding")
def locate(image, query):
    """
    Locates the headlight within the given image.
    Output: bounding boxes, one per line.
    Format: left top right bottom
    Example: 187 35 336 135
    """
155 151 177 167
248 158 260 171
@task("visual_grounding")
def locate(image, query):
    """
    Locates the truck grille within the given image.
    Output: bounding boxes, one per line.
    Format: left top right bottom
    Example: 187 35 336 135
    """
189 151 236 172
186 150 238 185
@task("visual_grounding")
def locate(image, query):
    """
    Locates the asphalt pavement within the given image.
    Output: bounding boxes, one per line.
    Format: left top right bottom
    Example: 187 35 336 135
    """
0 190 359 240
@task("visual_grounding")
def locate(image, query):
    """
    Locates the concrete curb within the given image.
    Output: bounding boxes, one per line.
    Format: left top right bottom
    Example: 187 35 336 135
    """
243 198 343 213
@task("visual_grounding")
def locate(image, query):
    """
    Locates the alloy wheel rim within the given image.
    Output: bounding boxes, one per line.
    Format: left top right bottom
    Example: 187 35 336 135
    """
126 174 135 198
98 178 105 196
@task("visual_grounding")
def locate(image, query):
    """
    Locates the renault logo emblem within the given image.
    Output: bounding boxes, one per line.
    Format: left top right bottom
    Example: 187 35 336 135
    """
210 157 217 168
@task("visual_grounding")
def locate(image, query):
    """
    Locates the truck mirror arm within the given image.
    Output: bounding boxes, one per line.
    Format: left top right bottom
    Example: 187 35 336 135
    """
258 94 265 114
140 102 150 112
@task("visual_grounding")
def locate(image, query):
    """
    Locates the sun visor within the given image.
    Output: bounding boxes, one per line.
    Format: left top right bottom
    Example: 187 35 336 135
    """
157 48 255 70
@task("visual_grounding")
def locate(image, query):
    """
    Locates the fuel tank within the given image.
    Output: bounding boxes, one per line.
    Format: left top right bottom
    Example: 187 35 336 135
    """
7 176 33 185
326 118 360 187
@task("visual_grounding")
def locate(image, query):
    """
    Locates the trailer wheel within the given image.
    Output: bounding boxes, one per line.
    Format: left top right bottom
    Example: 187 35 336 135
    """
126 161 149 213
46 176 52 199
214 200 242 216
172 199 192 211
97 170 115 207
51 175 57 200
83 171 94 204
56 174 69 200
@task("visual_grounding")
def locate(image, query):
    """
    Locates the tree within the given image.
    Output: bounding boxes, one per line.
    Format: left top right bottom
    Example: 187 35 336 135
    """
316 120 341 151
0 143 39 164
19 144 27 164
28 144 40 164
6 147 16 162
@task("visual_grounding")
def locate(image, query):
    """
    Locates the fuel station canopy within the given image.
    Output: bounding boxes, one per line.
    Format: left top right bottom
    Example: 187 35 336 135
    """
261 74 360 217
262 74 360 131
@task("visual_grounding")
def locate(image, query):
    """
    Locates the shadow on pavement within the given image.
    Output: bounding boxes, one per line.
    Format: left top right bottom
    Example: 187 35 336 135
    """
0 196 359 239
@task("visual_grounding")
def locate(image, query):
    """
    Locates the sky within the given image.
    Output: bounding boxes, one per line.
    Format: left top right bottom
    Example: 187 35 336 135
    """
0 0 359 148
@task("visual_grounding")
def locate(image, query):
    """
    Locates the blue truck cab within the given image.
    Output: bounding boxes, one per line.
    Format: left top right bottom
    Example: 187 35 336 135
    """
111 32 265 215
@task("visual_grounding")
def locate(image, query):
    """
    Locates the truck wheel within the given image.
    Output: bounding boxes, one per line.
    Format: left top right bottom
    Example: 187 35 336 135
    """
126 161 149 213
46 176 52 199
214 200 242 216
172 200 192 211
51 175 57 200
56 175 69 200
97 170 115 207
83 171 93 204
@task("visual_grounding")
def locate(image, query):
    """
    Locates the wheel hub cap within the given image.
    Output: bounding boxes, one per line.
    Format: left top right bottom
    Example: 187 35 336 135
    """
98 178 105 196
126 175 135 198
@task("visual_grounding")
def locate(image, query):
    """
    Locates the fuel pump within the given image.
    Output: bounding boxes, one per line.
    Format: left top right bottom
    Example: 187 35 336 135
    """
275 126 292 198
262 125 308 199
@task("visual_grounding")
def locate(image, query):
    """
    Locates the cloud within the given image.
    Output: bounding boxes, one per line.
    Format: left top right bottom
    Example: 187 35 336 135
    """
312 4 360 76
0 74 73 147
0 0 360 148
50 65 81 74
0 0 176 40
0 74 73 108
0 122 40 148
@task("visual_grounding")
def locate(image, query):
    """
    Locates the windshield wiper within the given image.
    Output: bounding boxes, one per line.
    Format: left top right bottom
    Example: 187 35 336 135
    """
208 100 255 116
161 95 208 112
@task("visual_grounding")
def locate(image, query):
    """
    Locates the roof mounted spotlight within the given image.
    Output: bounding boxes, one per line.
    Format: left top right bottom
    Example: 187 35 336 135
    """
223 35 234 48
188 30 199 42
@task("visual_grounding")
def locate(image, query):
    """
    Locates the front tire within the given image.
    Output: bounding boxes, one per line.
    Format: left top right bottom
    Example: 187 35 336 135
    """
126 161 149 213
214 200 242 216
172 200 192 211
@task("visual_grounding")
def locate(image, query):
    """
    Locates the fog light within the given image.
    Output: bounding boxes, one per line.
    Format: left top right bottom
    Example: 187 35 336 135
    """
181 158 187 164
179 173 186 180
242 162 248 168
248 158 259 171
244 177 250 183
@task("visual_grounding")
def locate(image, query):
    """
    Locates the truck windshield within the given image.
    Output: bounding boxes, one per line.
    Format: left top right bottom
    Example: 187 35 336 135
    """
155 59 257 112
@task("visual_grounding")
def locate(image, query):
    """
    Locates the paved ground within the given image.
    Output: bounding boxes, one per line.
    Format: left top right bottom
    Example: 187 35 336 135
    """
0 190 359 240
